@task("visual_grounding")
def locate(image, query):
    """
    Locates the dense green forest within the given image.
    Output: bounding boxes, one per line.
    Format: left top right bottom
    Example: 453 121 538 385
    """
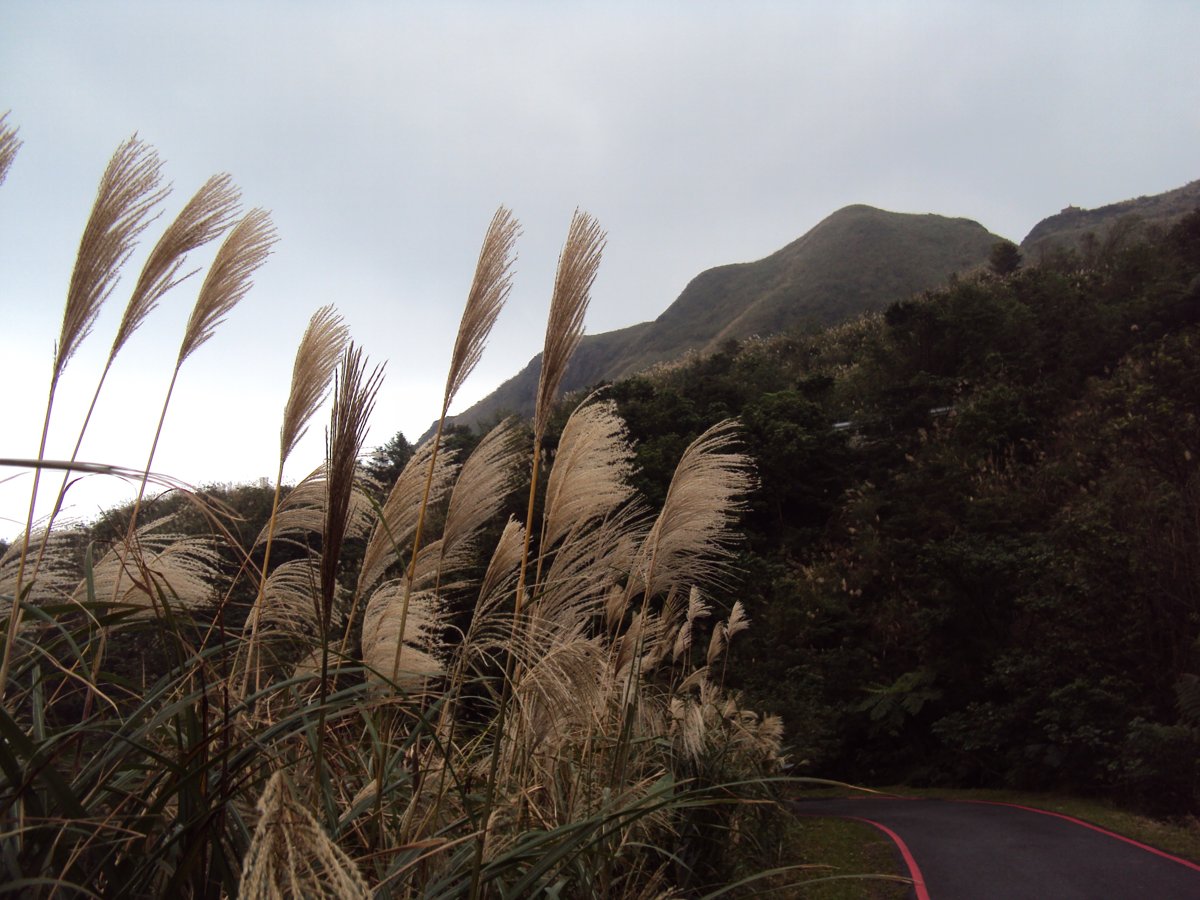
595 212 1200 812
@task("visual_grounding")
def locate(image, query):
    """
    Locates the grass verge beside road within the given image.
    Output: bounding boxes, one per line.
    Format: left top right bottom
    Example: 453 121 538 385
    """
778 784 1200 897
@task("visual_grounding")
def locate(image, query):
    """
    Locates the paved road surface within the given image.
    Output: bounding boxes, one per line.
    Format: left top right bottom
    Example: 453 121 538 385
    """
794 796 1200 899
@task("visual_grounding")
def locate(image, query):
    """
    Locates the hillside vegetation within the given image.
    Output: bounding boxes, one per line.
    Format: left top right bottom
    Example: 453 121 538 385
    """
584 209 1200 812
447 206 999 431
1022 179 1200 262
0 128 791 898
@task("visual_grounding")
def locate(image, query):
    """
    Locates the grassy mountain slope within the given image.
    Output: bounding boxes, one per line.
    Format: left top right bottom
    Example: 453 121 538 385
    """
1021 179 1200 259
446 205 999 431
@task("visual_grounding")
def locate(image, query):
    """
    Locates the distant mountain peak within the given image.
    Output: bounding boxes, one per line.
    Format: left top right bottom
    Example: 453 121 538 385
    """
437 206 1000 435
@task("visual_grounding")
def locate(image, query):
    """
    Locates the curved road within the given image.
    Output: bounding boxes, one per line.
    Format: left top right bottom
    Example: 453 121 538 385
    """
794 796 1200 899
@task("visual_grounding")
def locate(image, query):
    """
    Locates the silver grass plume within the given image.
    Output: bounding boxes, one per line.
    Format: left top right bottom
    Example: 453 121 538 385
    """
540 397 636 551
256 468 376 548
357 441 458 598
534 210 605 439
3 137 166 696
670 696 708 763
75 515 222 616
435 418 522 583
384 208 517 691
542 504 644 631
724 600 750 641
35 175 242 556
177 208 276 365
281 305 350 462
361 584 446 688
511 635 607 753
633 419 755 601
470 517 526 633
673 586 711 662
706 621 726 667
238 770 371 900
0 111 21 188
111 174 241 361
57 136 167 382
443 206 519 413
0 523 83 613
242 308 350 695
258 557 323 636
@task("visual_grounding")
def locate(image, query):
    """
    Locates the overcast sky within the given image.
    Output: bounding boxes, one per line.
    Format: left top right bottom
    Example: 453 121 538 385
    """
2 1 1198 540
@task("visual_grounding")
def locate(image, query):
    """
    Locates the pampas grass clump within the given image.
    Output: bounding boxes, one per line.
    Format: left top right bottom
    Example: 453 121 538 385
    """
0 125 785 899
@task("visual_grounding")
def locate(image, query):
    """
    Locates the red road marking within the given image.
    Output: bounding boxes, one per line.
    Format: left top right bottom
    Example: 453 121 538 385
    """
963 800 1200 874
846 815 931 900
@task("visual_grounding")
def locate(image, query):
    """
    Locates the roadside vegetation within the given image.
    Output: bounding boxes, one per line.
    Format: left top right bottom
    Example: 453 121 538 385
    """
0 123 791 898
5 110 1199 896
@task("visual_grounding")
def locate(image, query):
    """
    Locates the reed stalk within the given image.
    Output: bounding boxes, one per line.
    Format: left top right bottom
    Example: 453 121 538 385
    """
1 135 166 697
241 305 348 702
470 209 605 900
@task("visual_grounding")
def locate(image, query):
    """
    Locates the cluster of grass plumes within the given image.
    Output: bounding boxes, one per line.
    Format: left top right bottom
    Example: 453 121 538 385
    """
0 130 786 898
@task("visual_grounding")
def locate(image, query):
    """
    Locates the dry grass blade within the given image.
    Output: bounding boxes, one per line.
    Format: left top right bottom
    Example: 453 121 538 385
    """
281 305 350 461
444 206 520 411
534 210 606 437
57 135 167 381
0 111 21 188
112 174 241 359
239 771 371 900
177 207 277 364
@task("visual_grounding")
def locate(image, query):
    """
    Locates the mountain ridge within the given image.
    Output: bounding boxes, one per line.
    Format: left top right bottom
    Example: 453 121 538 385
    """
431 180 1199 438
441 204 1000 434
1020 179 1200 258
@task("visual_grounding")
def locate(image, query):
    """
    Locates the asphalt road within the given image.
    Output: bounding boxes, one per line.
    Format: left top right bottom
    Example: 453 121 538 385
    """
794 796 1200 899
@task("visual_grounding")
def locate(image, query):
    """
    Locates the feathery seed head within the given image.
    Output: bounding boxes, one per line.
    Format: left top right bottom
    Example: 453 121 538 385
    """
635 419 756 600
57 136 168 381
706 621 726 667
358 440 458 597
438 418 523 576
724 599 750 640
238 770 371 900
542 398 636 551
113 174 241 359
0 111 22 188
534 210 606 437
444 206 520 410
177 207 276 365
281 305 350 461
361 583 446 687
